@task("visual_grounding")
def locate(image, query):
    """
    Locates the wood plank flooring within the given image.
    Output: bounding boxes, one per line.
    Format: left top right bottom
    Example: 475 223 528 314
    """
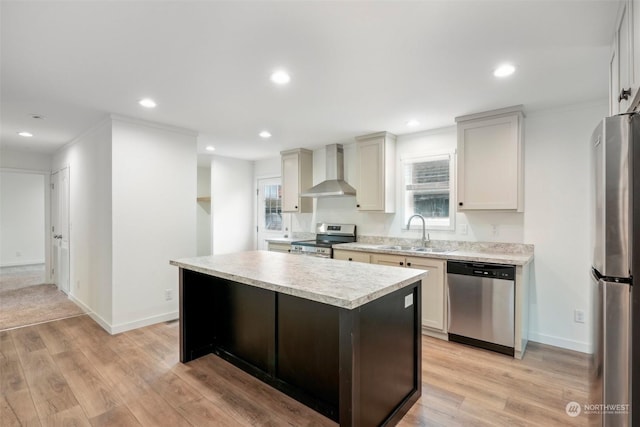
0 315 590 426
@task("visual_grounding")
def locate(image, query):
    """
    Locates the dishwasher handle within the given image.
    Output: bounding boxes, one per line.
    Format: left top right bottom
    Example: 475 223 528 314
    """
447 260 515 280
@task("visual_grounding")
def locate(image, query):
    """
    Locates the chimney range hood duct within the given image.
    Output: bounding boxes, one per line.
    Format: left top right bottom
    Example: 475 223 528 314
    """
301 144 357 198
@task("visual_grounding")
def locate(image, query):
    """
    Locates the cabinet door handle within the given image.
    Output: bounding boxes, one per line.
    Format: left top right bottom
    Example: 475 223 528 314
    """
294 205 298 209
458 202 463 206
348 257 353 261
288 249 291 252
399 262 404 266
619 88 632 102
356 204 361 208
407 262 412 267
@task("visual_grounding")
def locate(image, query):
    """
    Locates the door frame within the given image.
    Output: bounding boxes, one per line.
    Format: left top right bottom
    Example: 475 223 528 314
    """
0 167 51 282
51 166 70 293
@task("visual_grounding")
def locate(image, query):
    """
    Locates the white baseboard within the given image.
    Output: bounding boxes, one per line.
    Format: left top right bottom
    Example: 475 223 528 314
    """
422 327 448 341
67 293 90 312
0 259 45 268
110 311 179 335
67 294 112 332
528 331 590 354
67 293 179 335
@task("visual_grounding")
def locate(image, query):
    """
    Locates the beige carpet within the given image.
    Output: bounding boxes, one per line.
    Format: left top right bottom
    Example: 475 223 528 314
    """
0 283 86 331
0 264 46 292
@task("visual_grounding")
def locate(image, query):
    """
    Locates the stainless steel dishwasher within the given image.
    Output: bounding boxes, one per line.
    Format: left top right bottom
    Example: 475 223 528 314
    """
447 261 515 356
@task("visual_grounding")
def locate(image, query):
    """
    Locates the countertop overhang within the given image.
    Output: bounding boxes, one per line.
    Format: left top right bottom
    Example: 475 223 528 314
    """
170 250 426 309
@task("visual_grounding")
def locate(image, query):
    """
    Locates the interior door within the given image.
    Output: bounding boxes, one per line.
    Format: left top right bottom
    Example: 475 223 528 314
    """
256 177 282 250
51 167 70 294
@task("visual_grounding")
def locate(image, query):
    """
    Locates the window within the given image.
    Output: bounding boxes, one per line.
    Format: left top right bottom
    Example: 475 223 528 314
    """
263 183 282 231
403 154 455 230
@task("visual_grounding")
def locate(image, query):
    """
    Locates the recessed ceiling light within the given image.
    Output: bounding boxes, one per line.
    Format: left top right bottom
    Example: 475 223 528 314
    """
259 131 272 138
494 64 516 78
17 131 33 137
406 120 420 127
205 146 215 152
139 98 157 108
270 70 290 85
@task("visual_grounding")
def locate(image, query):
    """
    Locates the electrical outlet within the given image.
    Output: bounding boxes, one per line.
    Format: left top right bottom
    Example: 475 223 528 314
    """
459 224 468 235
16 251 22 257
76 280 80 289
165 289 173 301
404 294 413 308
574 309 585 323
491 225 499 237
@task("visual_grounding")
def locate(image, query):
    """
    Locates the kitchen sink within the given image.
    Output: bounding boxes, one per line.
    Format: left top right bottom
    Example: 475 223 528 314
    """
412 247 452 253
375 245 453 254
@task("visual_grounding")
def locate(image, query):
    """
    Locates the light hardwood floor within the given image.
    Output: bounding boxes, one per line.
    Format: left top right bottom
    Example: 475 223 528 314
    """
1 315 589 426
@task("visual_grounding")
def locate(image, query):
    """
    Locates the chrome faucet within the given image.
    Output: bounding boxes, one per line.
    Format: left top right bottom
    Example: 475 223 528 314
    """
407 214 430 247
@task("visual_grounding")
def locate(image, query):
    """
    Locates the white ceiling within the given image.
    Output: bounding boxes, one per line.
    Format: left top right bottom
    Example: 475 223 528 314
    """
1 0 620 160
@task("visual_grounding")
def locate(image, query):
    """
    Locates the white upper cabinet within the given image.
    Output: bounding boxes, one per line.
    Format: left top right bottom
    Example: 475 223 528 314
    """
610 0 640 114
281 148 313 213
355 131 396 212
455 106 524 212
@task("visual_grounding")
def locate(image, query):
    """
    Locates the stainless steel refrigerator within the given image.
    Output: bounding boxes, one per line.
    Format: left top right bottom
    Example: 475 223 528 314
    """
591 113 636 426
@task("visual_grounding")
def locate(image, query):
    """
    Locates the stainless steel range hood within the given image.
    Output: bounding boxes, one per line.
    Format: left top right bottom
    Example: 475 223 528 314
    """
301 144 357 198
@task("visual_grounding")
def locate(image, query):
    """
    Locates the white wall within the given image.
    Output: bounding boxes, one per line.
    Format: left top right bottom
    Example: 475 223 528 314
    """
51 119 113 325
111 116 197 332
197 166 212 256
523 101 606 352
254 157 280 177
51 115 197 334
211 155 254 254
0 171 46 266
0 148 51 171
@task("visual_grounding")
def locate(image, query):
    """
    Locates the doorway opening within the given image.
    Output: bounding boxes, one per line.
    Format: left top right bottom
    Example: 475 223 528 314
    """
0 167 82 331
0 170 46 292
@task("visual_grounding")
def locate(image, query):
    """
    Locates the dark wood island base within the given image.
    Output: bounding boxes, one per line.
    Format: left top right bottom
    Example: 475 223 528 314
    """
179 268 422 427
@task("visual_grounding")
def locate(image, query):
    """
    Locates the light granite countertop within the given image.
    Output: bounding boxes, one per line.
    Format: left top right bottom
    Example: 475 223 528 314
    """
333 242 533 266
170 251 426 309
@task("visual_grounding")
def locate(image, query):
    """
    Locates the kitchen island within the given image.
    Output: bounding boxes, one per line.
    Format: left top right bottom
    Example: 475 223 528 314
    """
170 251 427 427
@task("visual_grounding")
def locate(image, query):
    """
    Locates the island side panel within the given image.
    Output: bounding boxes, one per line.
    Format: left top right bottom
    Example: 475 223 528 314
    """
180 269 276 370
339 280 422 427
180 268 217 362
277 294 340 421
214 278 276 375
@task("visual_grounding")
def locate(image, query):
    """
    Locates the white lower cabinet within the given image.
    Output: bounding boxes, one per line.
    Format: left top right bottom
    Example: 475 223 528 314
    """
370 253 447 337
333 250 370 263
406 257 446 334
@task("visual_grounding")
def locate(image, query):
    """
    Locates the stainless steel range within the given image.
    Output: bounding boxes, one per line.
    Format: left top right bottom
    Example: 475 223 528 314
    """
290 223 356 258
